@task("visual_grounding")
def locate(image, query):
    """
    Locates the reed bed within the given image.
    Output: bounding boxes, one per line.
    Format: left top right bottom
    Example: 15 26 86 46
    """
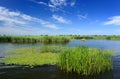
58 46 114 75
0 36 70 43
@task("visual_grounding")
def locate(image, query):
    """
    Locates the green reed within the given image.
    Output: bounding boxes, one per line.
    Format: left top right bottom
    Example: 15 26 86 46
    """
58 46 114 75
0 35 70 43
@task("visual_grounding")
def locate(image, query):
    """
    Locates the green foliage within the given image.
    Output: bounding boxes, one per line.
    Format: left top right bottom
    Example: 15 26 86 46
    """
0 35 71 43
0 46 114 75
72 35 120 40
58 46 114 75
1 35 120 44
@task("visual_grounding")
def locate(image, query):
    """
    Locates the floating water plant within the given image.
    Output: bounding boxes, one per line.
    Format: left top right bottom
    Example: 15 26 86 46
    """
2 46 60 67
2 52 58 67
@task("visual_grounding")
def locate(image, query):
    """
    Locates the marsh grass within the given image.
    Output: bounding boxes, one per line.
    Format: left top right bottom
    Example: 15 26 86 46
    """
0 36 70 43
0 46 114 75
58 46 114 75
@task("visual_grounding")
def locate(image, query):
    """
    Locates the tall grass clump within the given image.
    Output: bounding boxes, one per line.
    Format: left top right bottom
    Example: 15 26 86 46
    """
58 46 114 75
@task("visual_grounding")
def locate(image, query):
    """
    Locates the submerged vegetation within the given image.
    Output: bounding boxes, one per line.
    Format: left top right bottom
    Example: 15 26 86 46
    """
0 46 114 75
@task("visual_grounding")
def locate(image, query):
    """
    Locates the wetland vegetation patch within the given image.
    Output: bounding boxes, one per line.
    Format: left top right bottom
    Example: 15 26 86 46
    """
0 46 114 75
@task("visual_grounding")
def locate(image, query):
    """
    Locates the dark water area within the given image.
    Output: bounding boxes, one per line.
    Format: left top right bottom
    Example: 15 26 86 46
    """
0 40 120 79
0 65 115 79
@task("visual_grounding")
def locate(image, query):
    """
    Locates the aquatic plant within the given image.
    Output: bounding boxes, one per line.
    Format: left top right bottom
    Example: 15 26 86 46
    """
2 51 58 67
58 46 114 75
0 46 114 75
1 46 64 67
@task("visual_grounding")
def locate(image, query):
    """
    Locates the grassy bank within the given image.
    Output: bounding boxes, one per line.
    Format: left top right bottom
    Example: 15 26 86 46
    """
0 46 114 75
1 35 120 44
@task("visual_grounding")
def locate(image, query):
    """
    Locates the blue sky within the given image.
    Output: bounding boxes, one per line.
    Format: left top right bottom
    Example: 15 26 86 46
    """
0 0 120 35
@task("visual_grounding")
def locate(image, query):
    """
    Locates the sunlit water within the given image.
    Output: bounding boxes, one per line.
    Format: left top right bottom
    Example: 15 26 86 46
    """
0 40 120 79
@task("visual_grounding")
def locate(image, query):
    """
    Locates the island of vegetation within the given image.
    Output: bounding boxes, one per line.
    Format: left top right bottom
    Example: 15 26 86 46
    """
0 45 114 75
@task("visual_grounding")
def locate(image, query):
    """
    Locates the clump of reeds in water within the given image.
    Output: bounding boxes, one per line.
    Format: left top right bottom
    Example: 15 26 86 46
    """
58 46 114 75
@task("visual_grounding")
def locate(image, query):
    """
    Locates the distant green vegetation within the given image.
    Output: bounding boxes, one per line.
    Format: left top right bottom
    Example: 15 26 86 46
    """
0 46 114 75
0 35 120 44
73 35 120 40
0 35 70 43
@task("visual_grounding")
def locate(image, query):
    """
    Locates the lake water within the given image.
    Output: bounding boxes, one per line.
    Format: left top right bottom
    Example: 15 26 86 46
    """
0 40 120 79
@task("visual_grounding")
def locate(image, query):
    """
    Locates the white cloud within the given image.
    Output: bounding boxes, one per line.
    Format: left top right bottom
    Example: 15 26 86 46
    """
77 14 88 20
0 15 26 25
0 6 59 35
48 0 67 11
49 0 67 8
0 6 58 29
52 15 70 24
104 16 120 25
37 1 48 6
31 0 75 12
0 7 26 25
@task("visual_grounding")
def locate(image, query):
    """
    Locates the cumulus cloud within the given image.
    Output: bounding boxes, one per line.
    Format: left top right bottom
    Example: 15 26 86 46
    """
104 16 120 25
52 15 70 24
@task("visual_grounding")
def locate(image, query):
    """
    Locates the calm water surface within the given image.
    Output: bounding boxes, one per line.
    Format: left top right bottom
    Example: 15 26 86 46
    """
0 40 120 79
